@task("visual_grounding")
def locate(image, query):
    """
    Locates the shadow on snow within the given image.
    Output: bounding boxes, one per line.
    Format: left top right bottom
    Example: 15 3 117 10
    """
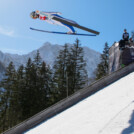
121 110 134 134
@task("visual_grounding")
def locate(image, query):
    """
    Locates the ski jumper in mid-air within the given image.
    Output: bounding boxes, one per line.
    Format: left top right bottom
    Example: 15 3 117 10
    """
30 10 76 34
30 10 100 35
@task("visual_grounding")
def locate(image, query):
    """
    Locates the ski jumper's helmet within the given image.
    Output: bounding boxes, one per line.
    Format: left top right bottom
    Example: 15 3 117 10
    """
30 11 39 19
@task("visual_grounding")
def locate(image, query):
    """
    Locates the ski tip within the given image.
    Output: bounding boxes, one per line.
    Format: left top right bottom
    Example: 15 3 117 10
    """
30 27 34 30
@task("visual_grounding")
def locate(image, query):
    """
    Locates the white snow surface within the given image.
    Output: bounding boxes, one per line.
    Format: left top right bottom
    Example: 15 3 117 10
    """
25 72 134 134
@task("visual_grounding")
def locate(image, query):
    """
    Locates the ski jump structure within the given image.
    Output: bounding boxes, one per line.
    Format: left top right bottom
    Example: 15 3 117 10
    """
3 62 134 134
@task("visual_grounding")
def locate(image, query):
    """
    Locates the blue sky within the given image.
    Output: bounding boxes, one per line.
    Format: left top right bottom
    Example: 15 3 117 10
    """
0 0 134 54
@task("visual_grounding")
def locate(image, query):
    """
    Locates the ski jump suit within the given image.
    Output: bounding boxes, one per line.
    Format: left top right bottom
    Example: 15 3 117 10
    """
36 11 76 33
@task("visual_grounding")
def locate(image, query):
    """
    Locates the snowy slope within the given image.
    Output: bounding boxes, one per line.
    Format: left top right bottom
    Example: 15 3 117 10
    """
25 72 134 134
0 42 100 77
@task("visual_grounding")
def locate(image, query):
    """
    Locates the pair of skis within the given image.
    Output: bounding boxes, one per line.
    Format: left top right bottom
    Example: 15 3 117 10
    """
30 27 96 36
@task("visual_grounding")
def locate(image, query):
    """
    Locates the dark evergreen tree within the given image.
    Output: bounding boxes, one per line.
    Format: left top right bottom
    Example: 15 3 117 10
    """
0 62 16 132
39 62 53 107
33 50 42 70
19 58 35 119
15 65 25 121
0 44 88 133
53 39 87 101
0 61 5 73
95 42 109 80
20 52 53 120
53 44 70 100
69 39 88 92
0 51 54 133
31 51 48 114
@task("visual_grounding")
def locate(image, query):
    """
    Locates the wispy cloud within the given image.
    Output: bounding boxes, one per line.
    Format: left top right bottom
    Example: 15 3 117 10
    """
0 26 16 37
1 48 26 55
0 25 46 41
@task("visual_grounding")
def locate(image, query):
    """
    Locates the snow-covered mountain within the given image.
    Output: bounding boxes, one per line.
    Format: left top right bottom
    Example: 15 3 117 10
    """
0 42 100 78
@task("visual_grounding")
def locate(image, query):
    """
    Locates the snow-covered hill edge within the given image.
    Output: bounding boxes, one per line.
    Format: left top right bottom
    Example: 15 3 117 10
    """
0 42 100 78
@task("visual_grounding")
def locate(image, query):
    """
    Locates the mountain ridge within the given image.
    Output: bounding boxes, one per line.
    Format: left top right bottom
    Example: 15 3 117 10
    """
0 42 100 78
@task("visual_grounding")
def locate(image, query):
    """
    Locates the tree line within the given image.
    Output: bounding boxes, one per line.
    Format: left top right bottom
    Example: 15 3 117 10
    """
0 39 109 133
0 39 91 132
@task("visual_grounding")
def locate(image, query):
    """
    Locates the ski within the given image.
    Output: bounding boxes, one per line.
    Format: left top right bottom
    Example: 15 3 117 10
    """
30 27 96 36
52 16 100 35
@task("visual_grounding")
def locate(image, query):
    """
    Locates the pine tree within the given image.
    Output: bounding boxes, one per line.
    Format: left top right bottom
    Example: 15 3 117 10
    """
39 62 53 107
15 65 25 121
0 61 5 73
69 39 88 92
20 58 34 119
31 51 47 114
0 62 17 132
20 52 53 119
53 39 87 101
0 51 54 132
33 50 42 70
53 44 70 100
95 42 109 80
